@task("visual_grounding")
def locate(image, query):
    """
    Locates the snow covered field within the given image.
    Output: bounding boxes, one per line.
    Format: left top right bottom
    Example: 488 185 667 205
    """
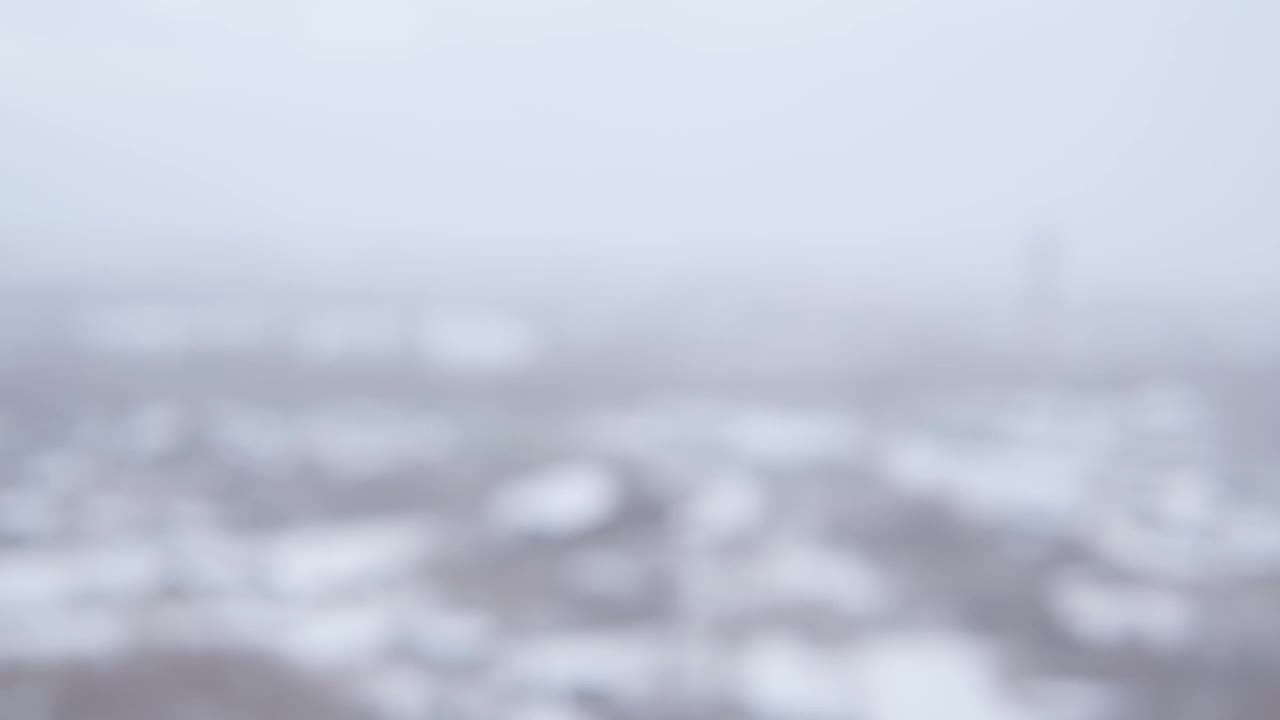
1 295 1279 720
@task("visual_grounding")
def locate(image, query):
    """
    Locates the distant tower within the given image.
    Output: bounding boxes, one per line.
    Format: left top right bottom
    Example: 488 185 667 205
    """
1023 226 1065 382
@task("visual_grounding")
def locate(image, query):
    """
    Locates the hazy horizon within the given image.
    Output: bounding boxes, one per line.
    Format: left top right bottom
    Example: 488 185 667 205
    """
3 0 1279 309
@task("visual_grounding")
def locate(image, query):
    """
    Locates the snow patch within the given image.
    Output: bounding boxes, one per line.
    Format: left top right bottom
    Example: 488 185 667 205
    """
735 538 891 618
677 471 769 547
736 631 849 719
847 629 1029 720
259 518 433 601
489 463 623 540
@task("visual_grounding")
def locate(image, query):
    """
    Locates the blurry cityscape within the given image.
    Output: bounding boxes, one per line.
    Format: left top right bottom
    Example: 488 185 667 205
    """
1 248 1279 720
5 0 1280 717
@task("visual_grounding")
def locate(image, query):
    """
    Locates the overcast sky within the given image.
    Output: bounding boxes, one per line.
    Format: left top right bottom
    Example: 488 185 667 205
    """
1 0 1277 304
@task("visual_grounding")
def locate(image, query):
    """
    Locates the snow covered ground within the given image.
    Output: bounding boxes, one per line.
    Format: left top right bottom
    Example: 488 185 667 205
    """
2 296 1279 719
